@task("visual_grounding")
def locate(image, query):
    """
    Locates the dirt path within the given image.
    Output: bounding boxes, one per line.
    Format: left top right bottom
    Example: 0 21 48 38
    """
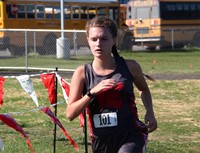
1 71 200 80
151 73 200 80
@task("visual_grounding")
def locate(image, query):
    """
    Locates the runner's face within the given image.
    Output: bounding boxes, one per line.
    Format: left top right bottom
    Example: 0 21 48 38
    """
87 27 116 58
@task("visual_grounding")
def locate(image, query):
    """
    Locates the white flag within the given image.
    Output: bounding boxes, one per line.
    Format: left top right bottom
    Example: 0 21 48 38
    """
0 137 4 152
56 74 70 103
16 75 39 107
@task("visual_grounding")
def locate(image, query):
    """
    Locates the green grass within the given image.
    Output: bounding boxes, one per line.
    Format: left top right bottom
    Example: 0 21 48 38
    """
119 49 200 74
0 55 94 70
134 80 200 153
0 79 199 153
0 49 200 153
1 48 200 74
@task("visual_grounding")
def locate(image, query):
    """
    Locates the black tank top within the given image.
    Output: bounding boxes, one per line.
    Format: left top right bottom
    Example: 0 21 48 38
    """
84 57 144 136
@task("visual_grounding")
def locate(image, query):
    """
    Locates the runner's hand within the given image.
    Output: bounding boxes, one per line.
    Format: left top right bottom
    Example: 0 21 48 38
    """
145 112 157 133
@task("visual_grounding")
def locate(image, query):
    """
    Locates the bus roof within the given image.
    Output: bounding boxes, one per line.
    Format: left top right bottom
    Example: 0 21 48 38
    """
8 0 119 3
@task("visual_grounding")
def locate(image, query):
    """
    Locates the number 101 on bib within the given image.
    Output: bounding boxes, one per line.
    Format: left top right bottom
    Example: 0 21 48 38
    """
93 112 118 128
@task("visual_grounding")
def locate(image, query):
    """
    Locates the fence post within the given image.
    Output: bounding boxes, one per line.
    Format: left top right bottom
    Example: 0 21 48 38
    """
53 68 58 153
25 31 28 72
33 31 36 53
141 30 144 50
73 31 78 55
171 28 174 50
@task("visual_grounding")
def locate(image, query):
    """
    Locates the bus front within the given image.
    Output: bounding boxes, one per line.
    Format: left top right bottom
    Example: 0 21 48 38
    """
0 0 9 50
126 0 161 49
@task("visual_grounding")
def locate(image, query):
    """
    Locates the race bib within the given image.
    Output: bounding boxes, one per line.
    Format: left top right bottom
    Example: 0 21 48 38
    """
93 112 118 128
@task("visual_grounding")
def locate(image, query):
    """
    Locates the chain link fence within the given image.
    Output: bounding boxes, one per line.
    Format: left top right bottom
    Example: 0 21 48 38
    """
0 28 200 70
0 29 91 56
0 29 93 71
133 27 200 50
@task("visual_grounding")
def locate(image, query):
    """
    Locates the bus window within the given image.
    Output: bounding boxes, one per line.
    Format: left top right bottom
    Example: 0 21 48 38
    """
72 5 79 19
45 6 53 19
136 7 150 20
196 4 200 18
54 6 60 19
27 4 35 19
161 2 200 20
182 4 189 18
97 7 107 16
6 4 16 18
183 4 189 11
17 4 26 18
190 4 195 18
132 7 136 20
0 0 123 55
64 5 71 19
80 6 87 19
109 8 114 20
161 3 176 19
36 5 44 19
88 6 96 19
151 6 159 18
109 7 119 26
176 4 183 18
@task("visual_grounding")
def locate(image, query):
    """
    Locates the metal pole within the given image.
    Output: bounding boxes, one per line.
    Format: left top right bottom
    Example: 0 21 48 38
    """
84 110 88 153
34 31 36 53
171 28 174 50
53 68 58 153
73 31 78 55
61 0 64 38
56 0 70 59
141 30 144 50
25 31 28 72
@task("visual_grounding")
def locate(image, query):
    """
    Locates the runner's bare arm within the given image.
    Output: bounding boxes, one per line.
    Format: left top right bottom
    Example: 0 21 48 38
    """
66 65 91 121
126 60 157 133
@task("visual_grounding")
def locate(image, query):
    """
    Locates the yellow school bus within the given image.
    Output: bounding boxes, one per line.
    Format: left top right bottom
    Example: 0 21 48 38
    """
0 0 133 55
125 0 200 50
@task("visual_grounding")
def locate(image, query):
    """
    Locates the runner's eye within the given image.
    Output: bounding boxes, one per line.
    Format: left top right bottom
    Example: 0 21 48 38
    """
91 38 97 41
101 38 108 41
